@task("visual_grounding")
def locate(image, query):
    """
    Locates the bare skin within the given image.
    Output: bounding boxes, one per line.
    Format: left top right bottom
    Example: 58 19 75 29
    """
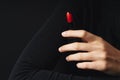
58 30 120 76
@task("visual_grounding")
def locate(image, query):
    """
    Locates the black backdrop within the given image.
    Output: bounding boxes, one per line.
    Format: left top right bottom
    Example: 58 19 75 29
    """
0 0 58 80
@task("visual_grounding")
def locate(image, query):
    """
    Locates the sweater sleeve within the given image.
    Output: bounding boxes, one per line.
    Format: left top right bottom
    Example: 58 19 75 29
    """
8 0 70 80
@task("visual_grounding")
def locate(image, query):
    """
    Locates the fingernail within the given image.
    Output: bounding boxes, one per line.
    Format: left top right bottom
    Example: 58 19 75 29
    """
66 57 69 61
58 48 62 52
62 32 67 36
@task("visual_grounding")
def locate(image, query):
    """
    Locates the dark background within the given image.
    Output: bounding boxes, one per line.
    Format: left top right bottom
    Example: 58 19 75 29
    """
0 0 58 80
1 0 120 80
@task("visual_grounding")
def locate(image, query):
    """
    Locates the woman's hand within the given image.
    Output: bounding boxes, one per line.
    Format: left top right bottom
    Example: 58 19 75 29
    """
58 30 120 76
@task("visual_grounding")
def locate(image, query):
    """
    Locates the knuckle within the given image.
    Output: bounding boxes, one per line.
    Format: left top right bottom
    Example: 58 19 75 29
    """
101 52 108 60
97 39 106 50
82 53 91 60
97 36 103 41
80 30 86 33
76 56 81 60
73 42 80 50
72 54 80 60
80 30 87 38
101 61 108 71
88 55 93 60
83 63 90 69
97 43 106 51
92 37 106 50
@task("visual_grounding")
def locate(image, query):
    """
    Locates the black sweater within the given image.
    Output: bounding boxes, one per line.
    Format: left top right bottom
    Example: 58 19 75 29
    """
9 0 120 80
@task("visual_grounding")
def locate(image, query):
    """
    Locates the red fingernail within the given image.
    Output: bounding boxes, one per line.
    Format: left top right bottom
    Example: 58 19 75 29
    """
66 12 73 23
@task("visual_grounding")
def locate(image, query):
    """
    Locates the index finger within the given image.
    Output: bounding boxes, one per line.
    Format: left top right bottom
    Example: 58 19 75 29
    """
62 30 100 42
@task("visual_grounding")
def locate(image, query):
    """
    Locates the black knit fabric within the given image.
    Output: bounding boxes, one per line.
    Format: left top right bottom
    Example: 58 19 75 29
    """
9 0 120 80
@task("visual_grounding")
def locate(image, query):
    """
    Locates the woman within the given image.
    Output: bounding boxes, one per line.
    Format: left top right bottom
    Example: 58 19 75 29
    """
9 0 120 80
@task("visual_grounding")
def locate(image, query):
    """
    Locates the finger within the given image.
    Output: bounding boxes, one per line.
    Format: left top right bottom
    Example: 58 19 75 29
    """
66 52 96 62
76 61 106 71
62 30 100 42
59 42 92 52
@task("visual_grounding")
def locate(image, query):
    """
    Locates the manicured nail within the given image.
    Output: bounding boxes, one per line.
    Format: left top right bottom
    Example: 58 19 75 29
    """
66 57 69 61
66 12 73 23
59 48 62 52
62 32 67 36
